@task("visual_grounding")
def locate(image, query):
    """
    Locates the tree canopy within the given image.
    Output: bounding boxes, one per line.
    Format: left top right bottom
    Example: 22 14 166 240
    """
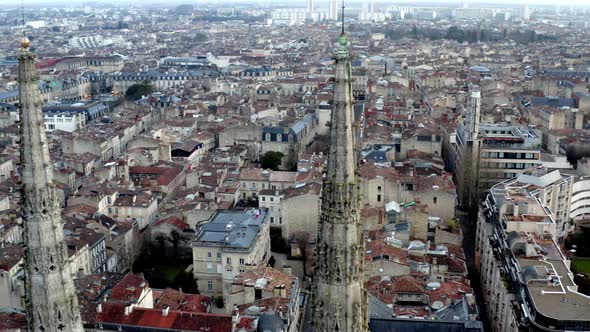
175 4 194 14
261 151 285 171
125 81 153 100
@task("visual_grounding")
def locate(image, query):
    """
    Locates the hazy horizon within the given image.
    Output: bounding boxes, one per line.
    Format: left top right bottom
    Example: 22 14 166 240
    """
1 0 590 7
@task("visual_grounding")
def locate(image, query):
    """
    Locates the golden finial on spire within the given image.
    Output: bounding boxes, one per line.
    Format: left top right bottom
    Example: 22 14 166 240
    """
20 37 30 50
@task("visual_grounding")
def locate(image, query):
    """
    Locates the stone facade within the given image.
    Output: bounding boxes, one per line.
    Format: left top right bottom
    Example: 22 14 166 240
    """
310 31 368 332
18 39 84 331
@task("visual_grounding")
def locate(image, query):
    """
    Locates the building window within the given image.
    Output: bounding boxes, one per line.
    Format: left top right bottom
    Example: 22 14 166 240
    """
270 217 275 223
262 197 266 202
207 252 212 258
279 217 282 224
217 252 222 259
377 186 382 191
277 134 282 141
226 257 231 265
265 133 271 141
207 263 213 273
207 281 213 291
433 197 437 204
240 258 245 265
377 194 381 202
255 289 262 300
270 197 274 202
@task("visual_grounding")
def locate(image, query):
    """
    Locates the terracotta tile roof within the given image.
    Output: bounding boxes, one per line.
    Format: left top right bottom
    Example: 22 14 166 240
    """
359 163 399 180
153 216 189 230
0 311 26 330
283 182 321 199
96 302 233 332
391 275 425 294
361 207 381 218
75 273 125 325
110 273 149 304
233 266 296 296
180 294 212 313
154 288 210 313
365 230 408 265
236 296 290 315
0 245 23 271
442 243 466 260
393 305 429 317
63 203 99 217
235 316 256 330
426 280 472 304
129 166 184 186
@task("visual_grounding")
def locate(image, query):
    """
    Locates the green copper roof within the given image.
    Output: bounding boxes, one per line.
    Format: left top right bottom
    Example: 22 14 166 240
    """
336 33 349 59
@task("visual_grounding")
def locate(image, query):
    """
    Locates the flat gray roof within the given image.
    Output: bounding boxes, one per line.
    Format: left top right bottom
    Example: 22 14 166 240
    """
194 209 268 250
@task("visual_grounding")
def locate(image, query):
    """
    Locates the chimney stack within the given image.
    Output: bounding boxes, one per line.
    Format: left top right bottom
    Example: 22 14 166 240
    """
124 305 133 316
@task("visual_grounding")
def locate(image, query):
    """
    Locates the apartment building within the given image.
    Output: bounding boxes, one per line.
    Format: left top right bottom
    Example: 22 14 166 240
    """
476 179 590 331
512 168 574 242
192 209 271 297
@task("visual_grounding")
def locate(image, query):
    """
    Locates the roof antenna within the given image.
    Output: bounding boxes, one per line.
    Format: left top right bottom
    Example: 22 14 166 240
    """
341 0 345 35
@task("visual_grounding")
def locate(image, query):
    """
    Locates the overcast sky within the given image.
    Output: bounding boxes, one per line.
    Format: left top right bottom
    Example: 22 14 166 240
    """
1 0 589 6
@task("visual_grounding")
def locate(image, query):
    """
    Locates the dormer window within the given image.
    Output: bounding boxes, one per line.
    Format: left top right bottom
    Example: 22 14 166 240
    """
277 134 282 141
265 133 271 141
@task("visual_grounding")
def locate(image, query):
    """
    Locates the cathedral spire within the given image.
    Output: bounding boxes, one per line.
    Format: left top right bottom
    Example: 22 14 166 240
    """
310 18 368 332
341 0 345 35
18 38 84 332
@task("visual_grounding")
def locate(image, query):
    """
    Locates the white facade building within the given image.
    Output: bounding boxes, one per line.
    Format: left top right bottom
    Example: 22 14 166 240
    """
44 111 86 132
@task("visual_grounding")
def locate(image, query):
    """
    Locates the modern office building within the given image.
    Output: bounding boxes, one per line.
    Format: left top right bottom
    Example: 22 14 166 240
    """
477 124 542 190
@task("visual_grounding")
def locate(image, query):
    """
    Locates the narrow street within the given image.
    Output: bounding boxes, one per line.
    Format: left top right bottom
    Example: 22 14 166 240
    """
458 208 490 331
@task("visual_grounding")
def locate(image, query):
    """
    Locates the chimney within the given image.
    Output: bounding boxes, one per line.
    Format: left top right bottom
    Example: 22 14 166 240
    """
124 305 133 316
282 265 292 276
162 305 170 317
273 285 285 298
97 303 102 313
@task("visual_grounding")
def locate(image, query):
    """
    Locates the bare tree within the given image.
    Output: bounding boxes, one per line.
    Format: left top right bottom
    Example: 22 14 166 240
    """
291 231 311 277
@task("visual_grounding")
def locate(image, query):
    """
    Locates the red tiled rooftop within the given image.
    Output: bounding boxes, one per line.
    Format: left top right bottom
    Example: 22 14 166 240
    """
153 216 189 230
0 311 26 329
96 302 233 332
110 273 149 303
129 166 183 186
154 288 210 313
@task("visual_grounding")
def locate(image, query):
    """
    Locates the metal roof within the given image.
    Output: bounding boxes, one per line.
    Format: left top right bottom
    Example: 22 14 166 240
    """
194 209 268 250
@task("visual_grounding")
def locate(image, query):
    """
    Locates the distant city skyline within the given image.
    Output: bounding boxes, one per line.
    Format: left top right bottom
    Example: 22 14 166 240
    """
2 0 590 7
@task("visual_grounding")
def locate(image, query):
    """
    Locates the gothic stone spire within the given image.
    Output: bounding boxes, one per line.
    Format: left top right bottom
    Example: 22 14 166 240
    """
310 30 368 332
18 38 84 332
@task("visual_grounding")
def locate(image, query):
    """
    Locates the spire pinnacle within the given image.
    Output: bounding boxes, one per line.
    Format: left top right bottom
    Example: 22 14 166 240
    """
341 0 345 35
21 0 25 38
